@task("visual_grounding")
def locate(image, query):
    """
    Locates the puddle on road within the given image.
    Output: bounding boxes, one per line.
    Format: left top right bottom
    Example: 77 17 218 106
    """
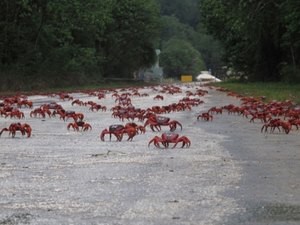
230 201 300 223
251 202 300 222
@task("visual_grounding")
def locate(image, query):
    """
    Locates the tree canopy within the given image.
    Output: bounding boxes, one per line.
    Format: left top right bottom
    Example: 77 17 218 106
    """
200 0 300 82
5 0 288 90
161 38 205 78
0 0 160 90
157 1 222 79
159 0 200 28
101 0 160 78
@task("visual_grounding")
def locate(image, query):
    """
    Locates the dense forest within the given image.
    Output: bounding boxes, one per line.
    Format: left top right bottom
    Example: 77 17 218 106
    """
0 0 160 91
200 0 300 82
158 0 222 80
1 0 300 91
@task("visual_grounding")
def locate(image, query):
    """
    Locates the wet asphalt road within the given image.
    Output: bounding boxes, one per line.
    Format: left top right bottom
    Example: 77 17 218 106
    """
199 90 300 225
0 83 299 225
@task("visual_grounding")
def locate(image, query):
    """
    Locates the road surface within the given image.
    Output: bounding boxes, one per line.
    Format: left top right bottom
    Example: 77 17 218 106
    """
0 83 299 225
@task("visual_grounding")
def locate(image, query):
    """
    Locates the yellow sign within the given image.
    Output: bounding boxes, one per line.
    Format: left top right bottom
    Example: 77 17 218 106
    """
181 75 193 82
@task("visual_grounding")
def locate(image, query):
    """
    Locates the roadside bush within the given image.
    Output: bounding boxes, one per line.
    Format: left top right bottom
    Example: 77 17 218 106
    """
280 65 300 83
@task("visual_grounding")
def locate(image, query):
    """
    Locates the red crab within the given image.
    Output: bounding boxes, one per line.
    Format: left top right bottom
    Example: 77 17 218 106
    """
125 122 146 134
71 99 84 106
0 123 32 138
148 132 191 149
153 95 164 100
17 99 33 108
5 109 25 119
261 119 292 134
197 112 213 121
144 115 182 132
100 124 136 141
59 93 73 101
67 121 92 131
208 107 223 114
30 108 51 118
57 110 84 121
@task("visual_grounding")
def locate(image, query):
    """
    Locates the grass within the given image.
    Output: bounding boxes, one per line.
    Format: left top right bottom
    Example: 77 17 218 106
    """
211 81 300 104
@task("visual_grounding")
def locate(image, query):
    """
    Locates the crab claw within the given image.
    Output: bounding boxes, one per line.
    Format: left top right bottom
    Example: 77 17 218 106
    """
0 128 8 137
67 123 72 130
148 136 160 147
148 137 155 147
172 136 191 149
100 129 108 141
25 126 32 138
170 121 182 132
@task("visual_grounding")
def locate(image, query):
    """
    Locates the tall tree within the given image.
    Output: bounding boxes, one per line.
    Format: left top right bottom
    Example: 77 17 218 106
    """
0 0 160 90
0 0 114 73
159 0 200 27
280 0 300 82
159 14 223 78
200 0 300 82
160 38 205 79
101 0 160 78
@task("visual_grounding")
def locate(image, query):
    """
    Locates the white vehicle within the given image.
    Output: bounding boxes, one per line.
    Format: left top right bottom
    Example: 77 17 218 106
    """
196 71 221 82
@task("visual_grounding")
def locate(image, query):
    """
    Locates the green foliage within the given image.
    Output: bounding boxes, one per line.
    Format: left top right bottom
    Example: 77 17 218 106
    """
212 81 300 103
194 24 224 75
0 0 159 91
279 65 300 83
1 0 230 91
160 16 191 43
102 0 160 77
160 38 205 79
199 0 300 83
158 5 224 78
159 0 200 27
